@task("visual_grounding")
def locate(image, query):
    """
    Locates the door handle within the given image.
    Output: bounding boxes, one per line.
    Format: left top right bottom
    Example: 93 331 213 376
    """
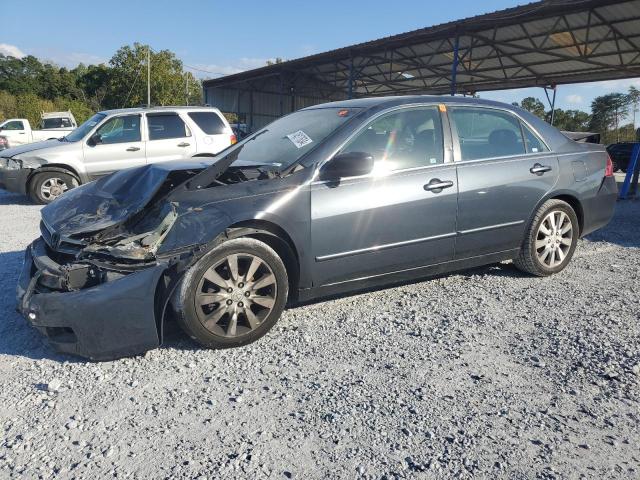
177 142 191 147
530 163 552 175
126 146 140 152
424 178 454 193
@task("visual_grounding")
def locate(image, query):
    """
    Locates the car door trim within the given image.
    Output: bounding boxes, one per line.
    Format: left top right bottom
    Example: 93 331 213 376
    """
315 232 457 262
457 220 524 236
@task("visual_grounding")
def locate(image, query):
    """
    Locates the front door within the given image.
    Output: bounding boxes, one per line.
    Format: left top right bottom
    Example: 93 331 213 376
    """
144 112 197 163
2 120 29 146
450 106 559 257
311 105 458 287
82 114 146 178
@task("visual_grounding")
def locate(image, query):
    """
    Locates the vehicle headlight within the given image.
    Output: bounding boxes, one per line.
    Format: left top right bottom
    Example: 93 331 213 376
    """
4 158 22 170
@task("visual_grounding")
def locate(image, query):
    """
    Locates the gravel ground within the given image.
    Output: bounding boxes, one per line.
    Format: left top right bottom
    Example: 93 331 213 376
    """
0 185 639 480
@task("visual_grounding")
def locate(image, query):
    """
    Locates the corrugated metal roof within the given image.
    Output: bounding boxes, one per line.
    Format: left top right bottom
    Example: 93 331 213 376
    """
204 0 640 95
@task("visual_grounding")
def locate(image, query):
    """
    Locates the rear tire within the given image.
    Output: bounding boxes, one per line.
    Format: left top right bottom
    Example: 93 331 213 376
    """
514 199 579 276
29 171 78 204
173 238 288 349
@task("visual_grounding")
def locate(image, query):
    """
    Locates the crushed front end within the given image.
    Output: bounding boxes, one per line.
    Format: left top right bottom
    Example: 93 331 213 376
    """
14 163 209 360
17 231 173 361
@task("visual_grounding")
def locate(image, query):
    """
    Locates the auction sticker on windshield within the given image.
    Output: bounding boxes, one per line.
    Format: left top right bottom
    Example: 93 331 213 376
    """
286 130 313 149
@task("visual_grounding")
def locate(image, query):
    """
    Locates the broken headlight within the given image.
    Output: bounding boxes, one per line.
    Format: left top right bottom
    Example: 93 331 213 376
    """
4 158 22 170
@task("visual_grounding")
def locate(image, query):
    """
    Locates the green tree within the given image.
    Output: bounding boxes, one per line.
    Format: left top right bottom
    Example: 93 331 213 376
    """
14 92 55 126
106 43 201 108
266 58 285 66
0 90 18 120
518 97 546 119
590 93 630 142
551 109 591 132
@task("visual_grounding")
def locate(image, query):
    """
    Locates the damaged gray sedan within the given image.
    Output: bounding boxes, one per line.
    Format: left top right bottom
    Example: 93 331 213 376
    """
17 96 617 360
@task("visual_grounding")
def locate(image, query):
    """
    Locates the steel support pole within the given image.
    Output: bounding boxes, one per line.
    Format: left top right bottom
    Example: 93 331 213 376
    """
348 56 354 99
249 89 254 133
543 86 558 125
550 86 557 126
147 46 151 107
451 35 459 96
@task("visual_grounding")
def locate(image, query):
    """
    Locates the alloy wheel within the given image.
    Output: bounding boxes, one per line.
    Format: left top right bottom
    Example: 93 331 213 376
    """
40 177 69 201
195 253 277 338
535 210 573 268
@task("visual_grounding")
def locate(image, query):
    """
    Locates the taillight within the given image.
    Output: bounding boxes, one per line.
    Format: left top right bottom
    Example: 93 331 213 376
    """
230 134 237 145
605 154 614 177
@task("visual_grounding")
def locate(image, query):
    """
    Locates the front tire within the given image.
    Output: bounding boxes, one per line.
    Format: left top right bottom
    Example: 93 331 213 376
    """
173 238 289 349
514 199 579 276
29 171 78 204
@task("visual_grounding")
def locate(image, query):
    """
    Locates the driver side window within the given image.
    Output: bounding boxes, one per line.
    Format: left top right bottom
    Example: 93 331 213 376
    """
341 106 444 173
95 115 141 144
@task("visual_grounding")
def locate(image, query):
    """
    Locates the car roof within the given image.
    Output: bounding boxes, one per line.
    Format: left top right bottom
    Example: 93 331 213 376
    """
98 106 222 116
302 95 518 111
303 94 578 153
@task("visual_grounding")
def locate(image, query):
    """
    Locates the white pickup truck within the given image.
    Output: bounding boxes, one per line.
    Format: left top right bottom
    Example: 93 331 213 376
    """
0 111 77 147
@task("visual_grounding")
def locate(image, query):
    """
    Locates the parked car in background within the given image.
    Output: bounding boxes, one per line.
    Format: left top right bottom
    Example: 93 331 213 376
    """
606 142 639 172
230 122 250 140
15 96 617 360
0 106 235 203
0 111 77 147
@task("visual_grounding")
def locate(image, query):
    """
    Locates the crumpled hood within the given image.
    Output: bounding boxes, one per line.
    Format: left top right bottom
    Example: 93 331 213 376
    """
1 139 65 158
41 160 212 236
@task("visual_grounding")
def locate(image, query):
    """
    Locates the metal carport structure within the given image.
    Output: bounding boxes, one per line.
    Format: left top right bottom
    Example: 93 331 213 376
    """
203 0 640 131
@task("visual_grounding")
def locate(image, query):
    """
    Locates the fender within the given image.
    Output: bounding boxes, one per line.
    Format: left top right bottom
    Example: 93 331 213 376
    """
28 165 83 184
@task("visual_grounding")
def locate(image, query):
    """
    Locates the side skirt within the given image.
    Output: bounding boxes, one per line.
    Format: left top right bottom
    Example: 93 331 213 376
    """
296 249 520 303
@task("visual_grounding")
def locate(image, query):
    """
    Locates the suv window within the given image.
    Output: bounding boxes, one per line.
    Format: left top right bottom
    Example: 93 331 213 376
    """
3 120 24 130
95 115 141 144
147 113 189 140
188 111 226 135
522 123 549 153
451 107 525 160
341 106 444 172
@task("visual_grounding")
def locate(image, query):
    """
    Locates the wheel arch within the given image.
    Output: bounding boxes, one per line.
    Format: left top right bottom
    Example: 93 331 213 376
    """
528 190 584 236
224 219 301 301
27 164 82 189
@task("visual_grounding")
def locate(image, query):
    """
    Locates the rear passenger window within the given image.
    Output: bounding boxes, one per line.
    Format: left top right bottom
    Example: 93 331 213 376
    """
147 113 189 140
522 123 549 153
188 112 227 135
451 108 525 160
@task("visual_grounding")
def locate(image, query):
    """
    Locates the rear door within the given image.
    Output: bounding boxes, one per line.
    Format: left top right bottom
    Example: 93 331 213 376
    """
82 114 146 178
310 105 458 286
186 111 233 154
450 106 559 258
144 112 197 163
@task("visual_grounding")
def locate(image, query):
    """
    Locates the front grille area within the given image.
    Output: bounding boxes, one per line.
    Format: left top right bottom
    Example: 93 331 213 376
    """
39 220 86 257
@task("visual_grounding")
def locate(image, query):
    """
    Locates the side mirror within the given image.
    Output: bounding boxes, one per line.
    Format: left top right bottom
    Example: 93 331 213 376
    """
88 133 102 146
321 151 374 180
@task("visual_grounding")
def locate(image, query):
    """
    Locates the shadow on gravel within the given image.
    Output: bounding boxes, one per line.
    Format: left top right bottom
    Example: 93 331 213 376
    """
0 192 34 206
583 199 640 249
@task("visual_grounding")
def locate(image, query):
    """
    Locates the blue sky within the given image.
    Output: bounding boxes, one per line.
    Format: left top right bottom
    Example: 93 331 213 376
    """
2 0 639 119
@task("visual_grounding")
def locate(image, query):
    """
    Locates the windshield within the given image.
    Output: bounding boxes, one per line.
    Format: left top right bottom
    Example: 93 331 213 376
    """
219 107 360 170
64 113 106 142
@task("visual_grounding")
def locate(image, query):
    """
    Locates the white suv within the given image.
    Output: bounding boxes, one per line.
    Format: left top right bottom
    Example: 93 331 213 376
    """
0 106 235 203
